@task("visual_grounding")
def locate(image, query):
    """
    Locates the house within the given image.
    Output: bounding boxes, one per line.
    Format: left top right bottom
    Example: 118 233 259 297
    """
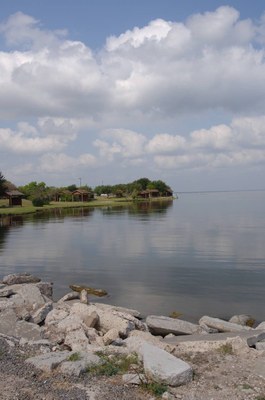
4 182 24 207
71 189 94 202
138 189 160 199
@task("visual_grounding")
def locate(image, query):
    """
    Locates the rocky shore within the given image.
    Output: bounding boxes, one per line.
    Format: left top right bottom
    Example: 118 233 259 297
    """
0 273 265 399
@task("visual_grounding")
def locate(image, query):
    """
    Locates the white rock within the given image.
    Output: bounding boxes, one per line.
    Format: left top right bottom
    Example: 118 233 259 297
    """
122 373 147 385
26 351 71 372
229 314 254 326
31 302 53 324
199 316 252 333
146 315 206 336
64 328 89 352
102 328 120 345
141 343 193 387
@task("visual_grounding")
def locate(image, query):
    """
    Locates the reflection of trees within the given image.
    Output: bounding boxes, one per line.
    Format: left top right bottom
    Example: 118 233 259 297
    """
29 207 95 224
101 200 173 218
0 216 24 251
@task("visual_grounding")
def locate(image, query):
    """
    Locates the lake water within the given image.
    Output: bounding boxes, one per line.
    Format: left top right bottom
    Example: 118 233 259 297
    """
1 191 265 322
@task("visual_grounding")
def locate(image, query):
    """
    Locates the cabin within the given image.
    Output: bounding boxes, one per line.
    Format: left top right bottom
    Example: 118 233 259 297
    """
71 189 94 202
138 189 160 199
165 188 173 197
2 181 24 207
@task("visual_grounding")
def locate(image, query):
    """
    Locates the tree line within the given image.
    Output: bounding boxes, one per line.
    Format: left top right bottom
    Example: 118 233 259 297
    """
0 172 173 205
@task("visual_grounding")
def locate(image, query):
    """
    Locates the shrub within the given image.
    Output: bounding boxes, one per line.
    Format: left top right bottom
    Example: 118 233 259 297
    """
32 197 49 207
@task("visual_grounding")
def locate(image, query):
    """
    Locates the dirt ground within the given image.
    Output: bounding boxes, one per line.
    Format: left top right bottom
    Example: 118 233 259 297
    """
1 336 265 400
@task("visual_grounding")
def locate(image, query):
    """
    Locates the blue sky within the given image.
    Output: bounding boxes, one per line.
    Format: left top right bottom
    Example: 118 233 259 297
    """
1 1 265 191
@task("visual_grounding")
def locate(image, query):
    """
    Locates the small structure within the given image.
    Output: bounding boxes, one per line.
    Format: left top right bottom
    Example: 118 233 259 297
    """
5 189 24 207
72 189 94 202
138 189 160 199
165 188 173 197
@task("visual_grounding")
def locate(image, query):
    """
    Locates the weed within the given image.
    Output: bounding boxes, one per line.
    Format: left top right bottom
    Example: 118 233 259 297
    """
242 383 253 390
68 352 81 362
217 343 233 355
141 381 168 397
255 396 265 400
86 352 140 377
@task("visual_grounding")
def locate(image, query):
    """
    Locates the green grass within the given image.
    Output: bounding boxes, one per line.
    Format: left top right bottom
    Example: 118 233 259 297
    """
217 343 233 355
141 382 168 397
86 352 140 377
0 196 174 216
68 352 81 362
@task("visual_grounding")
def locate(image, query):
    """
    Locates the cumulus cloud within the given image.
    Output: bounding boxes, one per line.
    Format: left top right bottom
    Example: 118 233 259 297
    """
1 7 265 185
94 129 146 160
0 119 76 154
40 152 96 172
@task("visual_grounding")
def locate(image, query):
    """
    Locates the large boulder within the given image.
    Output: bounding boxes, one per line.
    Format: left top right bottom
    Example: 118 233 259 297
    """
146 315 206 336
3 273 41 285
141 343 193 387
199 316 253 333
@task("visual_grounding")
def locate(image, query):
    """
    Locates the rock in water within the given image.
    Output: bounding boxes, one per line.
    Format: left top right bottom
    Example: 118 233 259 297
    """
69 284 107 297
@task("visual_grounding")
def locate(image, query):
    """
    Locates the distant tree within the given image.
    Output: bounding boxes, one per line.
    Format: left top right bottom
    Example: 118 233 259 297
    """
148 180 169 194
0 171 6 197
18 181 50 205
67 184 77 192
132 177 150 191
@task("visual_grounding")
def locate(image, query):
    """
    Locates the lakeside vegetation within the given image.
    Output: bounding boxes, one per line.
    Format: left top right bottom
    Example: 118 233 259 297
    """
0 173 174 216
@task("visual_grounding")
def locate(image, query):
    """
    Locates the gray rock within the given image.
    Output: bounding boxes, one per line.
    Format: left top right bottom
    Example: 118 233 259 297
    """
141 343 193 387
255 321 265 330
255 342 265 350
58 292 80 302
59 352 102 376
26 351 71 372
3 273 41 285
229 314 255 326
30 302 53 324
36 282 53 299
102 328 120 345
0 288 14 297
199 316 252 333
64 328 90 351
122 373 147 385
146 315 206 336
0 308 18 336
14 320 42 340
9 284 46 309
80 289 89 304
83 311 99 328
93 303 141 318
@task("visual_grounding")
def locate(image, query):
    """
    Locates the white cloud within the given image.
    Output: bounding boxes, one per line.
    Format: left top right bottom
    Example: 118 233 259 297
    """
146 133 186 154
40 152 96 172
94 129 146 160
0 12 67 49
1 8 265 186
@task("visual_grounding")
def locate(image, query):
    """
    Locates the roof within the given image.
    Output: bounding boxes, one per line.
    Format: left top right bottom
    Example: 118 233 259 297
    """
5 190 24 197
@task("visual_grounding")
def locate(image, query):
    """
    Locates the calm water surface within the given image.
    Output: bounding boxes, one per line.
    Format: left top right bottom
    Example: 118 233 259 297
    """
1 191 265 322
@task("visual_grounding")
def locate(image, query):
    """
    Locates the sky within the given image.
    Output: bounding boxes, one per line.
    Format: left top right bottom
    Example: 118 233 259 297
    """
1 1 265 191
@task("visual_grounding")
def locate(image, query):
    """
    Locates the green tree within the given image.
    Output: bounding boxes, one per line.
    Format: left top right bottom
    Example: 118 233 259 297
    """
0 171 6 197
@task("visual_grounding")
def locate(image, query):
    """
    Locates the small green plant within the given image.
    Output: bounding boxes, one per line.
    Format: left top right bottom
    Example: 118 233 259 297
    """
86 352 140 377
217 343 233 355
141 381 168 397
255 396 265 400
68 352 81 362
242 383 253 390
